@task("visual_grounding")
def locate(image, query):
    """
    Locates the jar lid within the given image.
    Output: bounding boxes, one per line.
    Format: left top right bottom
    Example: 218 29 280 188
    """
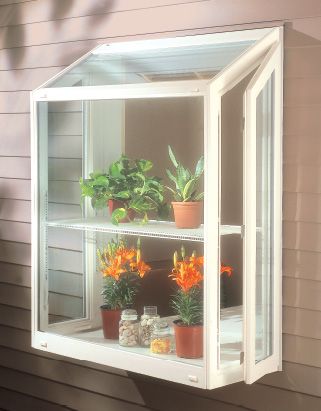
153 320 170 335
143 306 158 316
121 309 138 320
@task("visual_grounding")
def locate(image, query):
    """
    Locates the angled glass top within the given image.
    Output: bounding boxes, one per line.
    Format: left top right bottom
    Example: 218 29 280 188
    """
39 30 274 89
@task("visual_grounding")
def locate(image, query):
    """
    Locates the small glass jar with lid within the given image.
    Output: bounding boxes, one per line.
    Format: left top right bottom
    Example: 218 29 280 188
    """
119 309 139 347
139 306 160 347
150 320 172 354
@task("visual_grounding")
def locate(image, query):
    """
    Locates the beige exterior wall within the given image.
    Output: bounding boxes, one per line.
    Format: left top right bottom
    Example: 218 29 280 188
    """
1 0 321 409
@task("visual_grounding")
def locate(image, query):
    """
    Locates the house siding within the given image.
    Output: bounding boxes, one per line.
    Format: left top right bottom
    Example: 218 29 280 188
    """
0 0 321 409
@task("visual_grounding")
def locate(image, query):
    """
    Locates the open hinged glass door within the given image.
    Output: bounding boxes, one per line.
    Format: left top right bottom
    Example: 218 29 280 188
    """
243 41 282 384
206 26 282 389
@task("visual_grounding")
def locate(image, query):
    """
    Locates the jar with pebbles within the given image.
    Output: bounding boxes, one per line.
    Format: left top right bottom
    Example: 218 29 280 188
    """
139 306 160 347
119 309 139 347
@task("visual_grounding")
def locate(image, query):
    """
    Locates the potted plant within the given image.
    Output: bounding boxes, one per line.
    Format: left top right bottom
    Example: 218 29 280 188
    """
169 246 204 359
97 237 151 339
169 247 233 358
166 146 204 228
80 155 168 225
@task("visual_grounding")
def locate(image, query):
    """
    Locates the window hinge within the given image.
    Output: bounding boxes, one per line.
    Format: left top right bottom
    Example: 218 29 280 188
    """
241 225 245 239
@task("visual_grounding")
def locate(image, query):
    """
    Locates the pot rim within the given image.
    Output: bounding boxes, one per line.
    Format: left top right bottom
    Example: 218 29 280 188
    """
173 319 203 328
171 201 203 206
100 305 122 311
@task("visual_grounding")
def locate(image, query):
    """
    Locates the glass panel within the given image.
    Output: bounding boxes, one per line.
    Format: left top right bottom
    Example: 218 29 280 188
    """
49 41 254 87
219 71 255 368
37 97 205 370
255 72 274 363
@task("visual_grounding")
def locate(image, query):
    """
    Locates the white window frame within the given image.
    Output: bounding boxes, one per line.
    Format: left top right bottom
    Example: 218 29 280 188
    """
31 26 282 389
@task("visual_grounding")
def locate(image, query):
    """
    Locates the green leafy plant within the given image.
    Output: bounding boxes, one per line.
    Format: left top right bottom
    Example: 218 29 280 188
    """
80 155 168 224
97 238 151 310
169 247 203 326
166 146 204 202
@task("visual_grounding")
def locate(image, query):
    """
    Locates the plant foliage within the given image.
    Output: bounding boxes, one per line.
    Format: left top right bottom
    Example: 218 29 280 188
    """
166 146 204 202
169 247 204 326
80 155 168 224
97 237 150 310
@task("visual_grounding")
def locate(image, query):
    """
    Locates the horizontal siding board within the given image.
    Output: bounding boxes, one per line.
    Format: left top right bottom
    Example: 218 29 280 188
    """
284 164 321 194
284 135 321 167
48 292 83 318
0 40 97 71
284 76 321 107
283 249 321 281
0 91 30 113
142 376 321 411
49 270 83 298
0 220 30 244
48 181 80 204
0 67 64 92
283 306 321 340
48 248 82 273
0 366 146 411
0 304 30 330
1 1 321 51
262 362 321 398
48 203 81 220
0 114 30 156
0 346 145 406
284 106 321 137
0 241 30 266
283 277 321 311
0 283 30 309
48 227 83 251
49 158 82 181
0 262 30 287
0 0 203 27
0 199 31 222
48 135 82 159
283 192 321 224
0 156 31 180
283 334 321 368
284 221 321 252
0 386 71 411
285 46 321 78
49 112 82 136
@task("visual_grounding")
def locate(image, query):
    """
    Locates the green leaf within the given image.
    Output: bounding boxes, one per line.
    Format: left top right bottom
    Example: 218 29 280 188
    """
182 178 196 201
166 169 178 186
111 208 127 225
114 190 131 200
137 159 153 172
168 145 178 168
195 156 204 178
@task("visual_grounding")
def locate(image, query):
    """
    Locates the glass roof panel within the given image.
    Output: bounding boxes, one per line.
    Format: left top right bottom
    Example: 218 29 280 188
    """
48 39 255 88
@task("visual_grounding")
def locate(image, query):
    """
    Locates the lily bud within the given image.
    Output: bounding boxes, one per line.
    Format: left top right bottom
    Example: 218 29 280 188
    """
173 251 178 267
137 248 141 263
181 245 186 260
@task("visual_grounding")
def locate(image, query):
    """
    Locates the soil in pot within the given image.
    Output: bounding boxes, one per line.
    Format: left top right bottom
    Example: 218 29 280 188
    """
100 306 121 339
108 199 135 223
173 320 203 359
172 201 203 229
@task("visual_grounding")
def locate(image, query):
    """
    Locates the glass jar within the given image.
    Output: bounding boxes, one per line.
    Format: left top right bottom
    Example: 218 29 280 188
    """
150 320 172 354
119 309 139 347
139 306 160 347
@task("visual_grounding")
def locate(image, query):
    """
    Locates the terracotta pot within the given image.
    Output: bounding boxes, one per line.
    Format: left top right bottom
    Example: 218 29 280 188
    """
100 306 121 339
172 201 203 228
108 199 135 223
173 320 203 359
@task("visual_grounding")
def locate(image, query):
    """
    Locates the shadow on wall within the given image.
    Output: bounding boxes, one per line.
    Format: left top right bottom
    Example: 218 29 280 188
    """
3 0 116 70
